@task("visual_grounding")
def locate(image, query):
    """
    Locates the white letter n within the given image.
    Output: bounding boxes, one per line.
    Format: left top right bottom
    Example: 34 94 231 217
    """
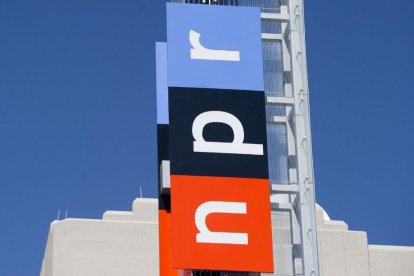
195 201 248 245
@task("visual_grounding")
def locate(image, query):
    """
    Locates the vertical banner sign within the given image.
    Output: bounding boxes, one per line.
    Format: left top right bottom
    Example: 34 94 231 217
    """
164 3 274 273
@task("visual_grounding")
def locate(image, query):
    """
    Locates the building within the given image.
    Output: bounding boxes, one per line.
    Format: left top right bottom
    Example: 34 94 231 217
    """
40 1 414 275
40 198 414 276
165 0 319 274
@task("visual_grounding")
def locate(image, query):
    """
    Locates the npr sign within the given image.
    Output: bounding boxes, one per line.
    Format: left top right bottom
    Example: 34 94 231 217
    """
165 3 273 273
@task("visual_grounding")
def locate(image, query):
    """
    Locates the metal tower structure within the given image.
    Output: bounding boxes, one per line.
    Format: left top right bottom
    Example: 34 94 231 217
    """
171 1 319 275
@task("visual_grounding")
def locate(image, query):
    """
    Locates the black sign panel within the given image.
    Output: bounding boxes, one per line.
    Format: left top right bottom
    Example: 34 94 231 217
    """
169 87 268 179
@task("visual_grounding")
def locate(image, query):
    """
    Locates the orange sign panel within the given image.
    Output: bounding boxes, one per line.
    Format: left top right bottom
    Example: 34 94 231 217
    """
171 175 274 272
159 210 180 276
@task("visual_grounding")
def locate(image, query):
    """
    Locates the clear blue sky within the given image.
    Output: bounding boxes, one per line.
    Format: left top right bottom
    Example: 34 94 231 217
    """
0 0 413 275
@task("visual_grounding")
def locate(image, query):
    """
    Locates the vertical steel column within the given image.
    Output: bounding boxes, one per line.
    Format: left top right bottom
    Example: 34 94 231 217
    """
288 0 319 275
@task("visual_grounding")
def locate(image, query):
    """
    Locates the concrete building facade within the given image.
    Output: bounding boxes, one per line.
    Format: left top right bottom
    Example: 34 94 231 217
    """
40 198 414 276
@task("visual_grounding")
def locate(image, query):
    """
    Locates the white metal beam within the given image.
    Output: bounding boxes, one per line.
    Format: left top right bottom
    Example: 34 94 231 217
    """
267 96 294 105
271 184 300 193
262 33 283 40
261 12 289 21
159 160 170 194
268 116 287 124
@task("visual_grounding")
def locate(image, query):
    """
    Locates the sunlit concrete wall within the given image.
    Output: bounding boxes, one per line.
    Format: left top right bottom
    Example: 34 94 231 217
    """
316 205 414 276
368 245 414 276
40 198 414 276
40 198 159 276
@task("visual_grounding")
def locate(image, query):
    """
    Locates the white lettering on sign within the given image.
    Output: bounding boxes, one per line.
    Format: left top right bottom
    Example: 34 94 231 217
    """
195 201 248 245
192 111 263 155
190 30 240 62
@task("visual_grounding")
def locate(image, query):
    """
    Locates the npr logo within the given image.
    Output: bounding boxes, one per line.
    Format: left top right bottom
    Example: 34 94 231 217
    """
166 3 273 273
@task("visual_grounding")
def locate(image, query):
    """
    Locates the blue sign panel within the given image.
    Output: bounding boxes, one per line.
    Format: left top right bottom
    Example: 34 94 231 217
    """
156 42 169 124
166 3 264 91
